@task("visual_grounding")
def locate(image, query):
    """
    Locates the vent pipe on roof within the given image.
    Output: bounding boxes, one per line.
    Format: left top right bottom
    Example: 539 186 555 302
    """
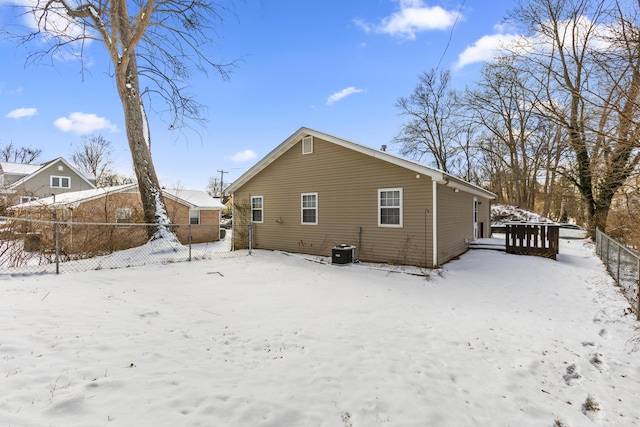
381 145 387 152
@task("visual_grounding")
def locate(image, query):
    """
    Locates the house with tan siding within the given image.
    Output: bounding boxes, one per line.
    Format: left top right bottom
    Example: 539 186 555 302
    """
226 127 496 268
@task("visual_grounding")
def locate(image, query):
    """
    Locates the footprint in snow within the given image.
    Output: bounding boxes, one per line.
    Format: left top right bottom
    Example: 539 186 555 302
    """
589 353 609 373
598 328 609 339
563 363 582 386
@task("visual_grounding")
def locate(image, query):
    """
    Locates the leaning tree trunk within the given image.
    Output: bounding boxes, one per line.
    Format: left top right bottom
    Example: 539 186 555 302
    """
117 56 172 240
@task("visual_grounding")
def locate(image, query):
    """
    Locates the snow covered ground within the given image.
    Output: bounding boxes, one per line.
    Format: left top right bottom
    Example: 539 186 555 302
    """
1 237 639 426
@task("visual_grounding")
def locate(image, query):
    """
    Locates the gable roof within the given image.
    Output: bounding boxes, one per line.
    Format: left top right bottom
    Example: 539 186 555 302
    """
226 127 496 199
9 184 225 210
8 157 96 189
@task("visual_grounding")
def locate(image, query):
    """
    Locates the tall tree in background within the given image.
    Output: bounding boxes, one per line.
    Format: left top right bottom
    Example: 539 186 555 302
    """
509 0 640 233
0 141 42 164
394 69 463 173
9 0 234 239
71 134 113 187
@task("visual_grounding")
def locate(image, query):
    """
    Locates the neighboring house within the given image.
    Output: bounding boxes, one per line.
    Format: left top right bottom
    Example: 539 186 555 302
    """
9 184 224 253
226 127 496 268
0 158 96 207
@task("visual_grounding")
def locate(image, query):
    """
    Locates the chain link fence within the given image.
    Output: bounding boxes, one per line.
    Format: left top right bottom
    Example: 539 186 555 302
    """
595 228 640 320
0 216 252 275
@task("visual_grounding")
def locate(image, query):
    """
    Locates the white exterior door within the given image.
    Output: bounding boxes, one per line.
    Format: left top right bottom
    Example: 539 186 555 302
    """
473 197 479 240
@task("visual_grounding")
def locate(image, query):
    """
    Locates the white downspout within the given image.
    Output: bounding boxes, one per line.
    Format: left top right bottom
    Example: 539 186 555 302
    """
432 179 438 267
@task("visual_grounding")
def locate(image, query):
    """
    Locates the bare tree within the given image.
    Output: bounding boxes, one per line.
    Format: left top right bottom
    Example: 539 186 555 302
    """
7 0 235 239
394 69 464 173
71 134 114 187
0 141 42 164
508 0 640 233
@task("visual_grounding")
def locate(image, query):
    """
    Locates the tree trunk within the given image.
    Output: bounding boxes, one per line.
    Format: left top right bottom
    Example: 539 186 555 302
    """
117 56 171 240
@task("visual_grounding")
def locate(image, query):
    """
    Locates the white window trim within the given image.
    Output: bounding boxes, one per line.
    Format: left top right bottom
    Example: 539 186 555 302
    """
189 209 201 225
251 195 264 224
115 208 132 228
50 175 71 189
302 136 313 155
378 188 403 228
301 192 318 225
20 196 36 204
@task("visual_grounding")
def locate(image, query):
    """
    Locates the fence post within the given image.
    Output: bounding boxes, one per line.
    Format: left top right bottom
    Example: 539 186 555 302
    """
616 242 621 285
188 223 192 261
55 222 60 275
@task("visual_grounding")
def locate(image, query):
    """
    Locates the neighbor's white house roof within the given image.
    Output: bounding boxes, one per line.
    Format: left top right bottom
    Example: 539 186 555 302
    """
9 184 137 210
226 127 497 200
162 189 225 210
9 185 225 210
0 162 42 176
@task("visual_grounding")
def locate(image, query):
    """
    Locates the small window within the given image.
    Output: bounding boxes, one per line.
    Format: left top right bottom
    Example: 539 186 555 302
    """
51 176 71 188
378 188 403 227
301 192 318 225
19 196 36 204
302 136 313 155
251 196 263 223
57 165 64 171
115 208 132 227
189 209 200 225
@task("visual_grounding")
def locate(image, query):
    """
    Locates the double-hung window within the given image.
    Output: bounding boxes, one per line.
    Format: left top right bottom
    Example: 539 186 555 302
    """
251 196 263 223
51 176 71 188
189 209 200 225
301 192 318 225
378 188 403 227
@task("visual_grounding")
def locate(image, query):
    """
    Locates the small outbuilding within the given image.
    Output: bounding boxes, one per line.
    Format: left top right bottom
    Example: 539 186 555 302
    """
226 127 496 267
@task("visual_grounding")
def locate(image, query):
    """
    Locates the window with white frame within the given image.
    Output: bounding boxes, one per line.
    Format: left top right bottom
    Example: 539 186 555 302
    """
50 175 71 188
378 188 403 227
19 196 36 204
302 136 313 154
115 208 132 227
251 196 263 223
189 209 200 225
301 192 318 225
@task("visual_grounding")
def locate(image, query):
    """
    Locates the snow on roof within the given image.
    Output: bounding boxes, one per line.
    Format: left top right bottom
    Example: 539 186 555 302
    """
162 189 225 209
9 184 136 210
0 162 42 175
9 185 225 210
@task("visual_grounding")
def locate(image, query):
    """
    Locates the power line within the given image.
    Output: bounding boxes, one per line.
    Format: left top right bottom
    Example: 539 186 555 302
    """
436 0 466 71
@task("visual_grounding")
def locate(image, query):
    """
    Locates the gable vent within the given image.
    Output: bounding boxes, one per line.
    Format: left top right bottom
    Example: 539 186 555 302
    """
302 136 314 155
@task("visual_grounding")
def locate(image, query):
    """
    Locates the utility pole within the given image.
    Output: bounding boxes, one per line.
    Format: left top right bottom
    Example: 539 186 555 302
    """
217 169 228 196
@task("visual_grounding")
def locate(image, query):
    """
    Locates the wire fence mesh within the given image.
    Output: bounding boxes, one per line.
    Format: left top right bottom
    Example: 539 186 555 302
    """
0 216 251 275
595 228 640 319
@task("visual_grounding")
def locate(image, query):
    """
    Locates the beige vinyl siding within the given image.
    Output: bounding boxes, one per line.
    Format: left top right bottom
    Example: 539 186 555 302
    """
233 136 435 267
437 186 474 265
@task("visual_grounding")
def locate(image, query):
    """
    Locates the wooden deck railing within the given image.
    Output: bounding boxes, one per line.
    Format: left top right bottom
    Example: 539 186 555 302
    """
505 222 560 260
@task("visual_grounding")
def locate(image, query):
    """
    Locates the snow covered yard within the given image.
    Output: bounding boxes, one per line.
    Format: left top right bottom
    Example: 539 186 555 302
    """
1 238 639 426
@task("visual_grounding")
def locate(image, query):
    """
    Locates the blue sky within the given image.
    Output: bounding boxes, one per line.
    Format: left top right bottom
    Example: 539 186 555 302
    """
0 0 517 190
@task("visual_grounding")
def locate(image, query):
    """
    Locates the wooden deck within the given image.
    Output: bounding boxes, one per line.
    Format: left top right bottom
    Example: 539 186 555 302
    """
471 223 561 260
505 222 560 260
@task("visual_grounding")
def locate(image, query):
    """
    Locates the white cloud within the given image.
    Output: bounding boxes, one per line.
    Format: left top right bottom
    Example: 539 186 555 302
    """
355 0 461 40
6 107 37 119
54 112 117 134
454 33 521 69
326 87 364 106
229 149 257 162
